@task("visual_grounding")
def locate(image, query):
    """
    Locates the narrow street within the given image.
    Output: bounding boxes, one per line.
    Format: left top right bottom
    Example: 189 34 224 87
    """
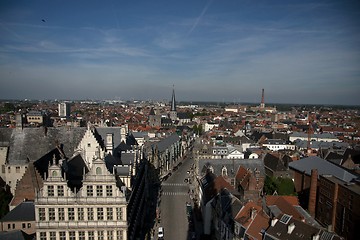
156 155 196 240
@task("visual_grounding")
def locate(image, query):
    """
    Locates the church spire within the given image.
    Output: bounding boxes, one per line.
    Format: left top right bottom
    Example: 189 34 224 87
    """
169 85 177 122
171 85 176 112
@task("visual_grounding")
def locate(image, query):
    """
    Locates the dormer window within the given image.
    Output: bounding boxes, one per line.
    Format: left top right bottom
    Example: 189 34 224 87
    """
222 166 227 176
96 167 102 175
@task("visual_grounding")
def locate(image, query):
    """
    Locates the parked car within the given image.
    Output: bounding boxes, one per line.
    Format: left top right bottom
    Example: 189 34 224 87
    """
158 227 164 239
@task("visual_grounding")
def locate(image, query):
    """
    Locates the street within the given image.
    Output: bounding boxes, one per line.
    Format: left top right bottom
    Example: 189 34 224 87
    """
157 156 195 240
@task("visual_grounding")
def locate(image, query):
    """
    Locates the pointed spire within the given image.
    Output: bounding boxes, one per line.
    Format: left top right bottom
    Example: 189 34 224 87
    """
171 85 176 112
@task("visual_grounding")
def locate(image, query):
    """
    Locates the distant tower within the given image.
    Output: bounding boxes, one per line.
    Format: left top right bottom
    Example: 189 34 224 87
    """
169 86 177 121
58 102 71 119
260 88 265 109
149 107 161 127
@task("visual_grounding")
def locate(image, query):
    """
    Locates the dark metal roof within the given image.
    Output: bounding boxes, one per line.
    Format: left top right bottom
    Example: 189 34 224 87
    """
1 201 35 222
0 230 34 240
289 156 358 182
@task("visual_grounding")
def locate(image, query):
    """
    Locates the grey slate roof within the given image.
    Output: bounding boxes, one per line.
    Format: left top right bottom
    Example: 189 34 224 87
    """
198 158 265 178
0 127 86 164
293 139 349 150
152 133 180 152
95 127 123 147
264 153 288 172
0 230 34 240
289 156 358 182
0 201 35 222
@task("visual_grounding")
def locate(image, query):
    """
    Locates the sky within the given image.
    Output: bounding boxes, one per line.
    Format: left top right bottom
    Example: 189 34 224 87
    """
0 0 359 105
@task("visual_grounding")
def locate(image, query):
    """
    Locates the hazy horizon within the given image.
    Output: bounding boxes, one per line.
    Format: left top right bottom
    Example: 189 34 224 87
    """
1 0 359 105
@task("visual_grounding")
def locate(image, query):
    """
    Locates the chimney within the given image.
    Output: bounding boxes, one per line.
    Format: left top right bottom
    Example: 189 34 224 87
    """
271 218 278 227
250 208 257 220
287 222 295 234
308 169 318 217
260 88 265 109
312 233 320 240
106 133 114 154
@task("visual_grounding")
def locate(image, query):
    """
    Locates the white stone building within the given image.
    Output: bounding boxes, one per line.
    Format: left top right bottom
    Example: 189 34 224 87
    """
35 156 127 240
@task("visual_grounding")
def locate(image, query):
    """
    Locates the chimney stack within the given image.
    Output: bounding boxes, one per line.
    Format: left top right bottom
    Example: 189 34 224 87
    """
260 88 265 109
287 222 295 234
308 169 318 217
271 218 278 227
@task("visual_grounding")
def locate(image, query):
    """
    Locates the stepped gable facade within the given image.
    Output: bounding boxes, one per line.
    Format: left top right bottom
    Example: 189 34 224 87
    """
35 155 127 240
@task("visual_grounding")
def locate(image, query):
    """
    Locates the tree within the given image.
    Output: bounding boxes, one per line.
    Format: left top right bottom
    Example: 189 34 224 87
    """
263 176 296 196
263 176 277 195
277 177 296 195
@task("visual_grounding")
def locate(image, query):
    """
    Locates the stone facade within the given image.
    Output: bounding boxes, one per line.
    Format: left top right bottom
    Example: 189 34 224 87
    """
35 157 127 240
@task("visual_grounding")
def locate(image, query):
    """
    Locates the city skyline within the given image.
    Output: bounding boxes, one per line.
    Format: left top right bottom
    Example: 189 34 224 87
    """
0 0 359 105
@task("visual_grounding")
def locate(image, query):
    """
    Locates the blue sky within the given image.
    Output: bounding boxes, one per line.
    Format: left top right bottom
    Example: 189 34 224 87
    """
0 0 359 105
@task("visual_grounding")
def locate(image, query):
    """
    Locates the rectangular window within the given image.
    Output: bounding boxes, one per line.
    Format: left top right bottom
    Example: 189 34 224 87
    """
58 208 65 221
22 223 26 228
117 230 123 240
69 231 76 240
106 185 113 196
39 208 46 221
7 223 10 229
98 230 104 240
79 231 85 240
49 208 55 220
8 167 10 173
57 185 64 196
49 232 56 240
48 185 54 196
116 207 123 220
78 207 84 221
87 186 93 196
59 231 66 240
39 232 47 240
108 230 114 240
12 223 15 229
88 231 95 240
88 208 94 220
97 207 104 220
96 185 103 197
68 208 75 220
107 207 113 220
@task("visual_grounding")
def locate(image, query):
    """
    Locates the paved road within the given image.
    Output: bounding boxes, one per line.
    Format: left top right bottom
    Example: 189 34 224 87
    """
157 156 194 240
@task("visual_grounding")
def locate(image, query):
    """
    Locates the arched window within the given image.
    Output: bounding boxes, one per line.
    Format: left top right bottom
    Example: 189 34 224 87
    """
96 167 102 175
52 170 57 177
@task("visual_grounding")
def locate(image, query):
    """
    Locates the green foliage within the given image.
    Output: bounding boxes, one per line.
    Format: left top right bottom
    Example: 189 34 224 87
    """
193 124 203 135
263 176 296 196
277 177 296 195
0 103 16 114
264 176 277 195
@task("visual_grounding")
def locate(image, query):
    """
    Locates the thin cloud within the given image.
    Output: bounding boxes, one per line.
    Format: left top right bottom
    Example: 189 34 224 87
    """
187 0 213 35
